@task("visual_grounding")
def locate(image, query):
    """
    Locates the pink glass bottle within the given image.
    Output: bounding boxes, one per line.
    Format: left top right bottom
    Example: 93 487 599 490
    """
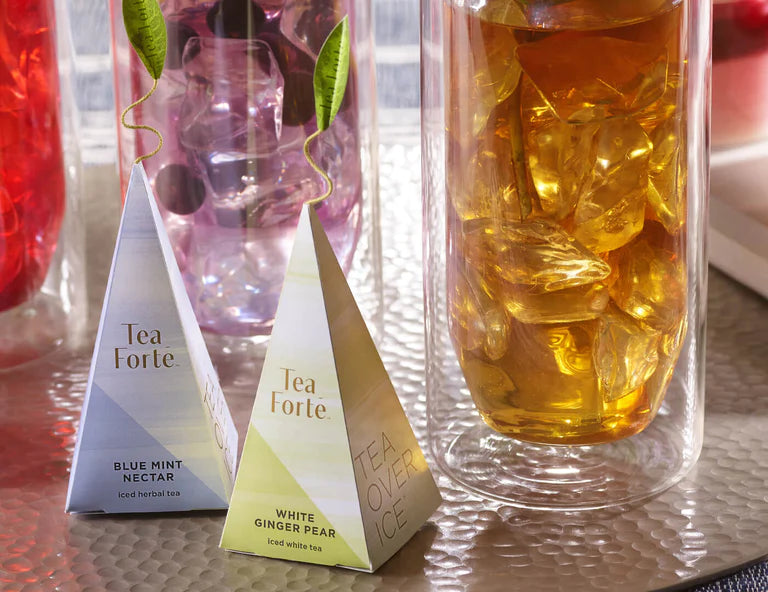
110 0 380 339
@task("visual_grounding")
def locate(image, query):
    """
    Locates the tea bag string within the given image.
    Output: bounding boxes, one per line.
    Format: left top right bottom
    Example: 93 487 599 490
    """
304 129 333 206
120 78 163 164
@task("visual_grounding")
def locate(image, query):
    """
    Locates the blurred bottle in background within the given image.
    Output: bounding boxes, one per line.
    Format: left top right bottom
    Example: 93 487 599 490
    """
0 0 85 369
709 0 768 299
712 0 768 149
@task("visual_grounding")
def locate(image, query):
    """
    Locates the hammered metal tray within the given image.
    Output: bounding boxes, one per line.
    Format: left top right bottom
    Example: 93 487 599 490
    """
2 143 767 592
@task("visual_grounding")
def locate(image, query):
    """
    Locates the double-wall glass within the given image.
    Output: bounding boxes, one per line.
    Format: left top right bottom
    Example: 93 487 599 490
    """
422 0 710 508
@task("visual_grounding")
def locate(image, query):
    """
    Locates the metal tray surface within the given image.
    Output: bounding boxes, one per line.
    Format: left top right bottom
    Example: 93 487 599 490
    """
1 143 768 592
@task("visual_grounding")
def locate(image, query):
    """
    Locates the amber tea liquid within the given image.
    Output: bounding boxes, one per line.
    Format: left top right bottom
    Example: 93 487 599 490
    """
445 0 688 445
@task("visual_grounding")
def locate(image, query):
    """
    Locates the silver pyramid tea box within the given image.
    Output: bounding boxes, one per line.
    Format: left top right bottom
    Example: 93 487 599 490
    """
66 164 237 513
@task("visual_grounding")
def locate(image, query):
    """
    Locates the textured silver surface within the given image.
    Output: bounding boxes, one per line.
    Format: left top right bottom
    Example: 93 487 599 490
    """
2 143 768 591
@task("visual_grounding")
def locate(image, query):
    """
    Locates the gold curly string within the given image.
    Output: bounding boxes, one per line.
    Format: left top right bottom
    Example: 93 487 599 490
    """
120 77 163 163
303 129 333 206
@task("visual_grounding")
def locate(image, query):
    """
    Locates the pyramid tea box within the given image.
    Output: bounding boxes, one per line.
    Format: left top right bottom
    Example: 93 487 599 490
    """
66 165 237 513
220 204 441 571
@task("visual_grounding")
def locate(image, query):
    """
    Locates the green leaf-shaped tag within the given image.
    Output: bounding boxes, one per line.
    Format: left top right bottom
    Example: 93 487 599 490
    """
313 16 351 132
123 0 167 80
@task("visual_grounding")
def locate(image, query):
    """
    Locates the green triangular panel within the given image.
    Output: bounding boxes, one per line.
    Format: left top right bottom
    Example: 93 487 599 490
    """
221 427 367 568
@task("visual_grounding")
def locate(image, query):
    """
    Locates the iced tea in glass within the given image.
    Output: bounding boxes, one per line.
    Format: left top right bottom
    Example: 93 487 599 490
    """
444 0 689 444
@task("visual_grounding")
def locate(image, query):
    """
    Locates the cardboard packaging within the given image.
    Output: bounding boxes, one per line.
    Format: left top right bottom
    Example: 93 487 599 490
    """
66 164 237 513
221 204 441 571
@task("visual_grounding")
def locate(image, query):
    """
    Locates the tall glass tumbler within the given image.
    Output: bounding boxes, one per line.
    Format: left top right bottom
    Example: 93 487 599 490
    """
110 0 380 339
0 0 85 369
422 0 710 509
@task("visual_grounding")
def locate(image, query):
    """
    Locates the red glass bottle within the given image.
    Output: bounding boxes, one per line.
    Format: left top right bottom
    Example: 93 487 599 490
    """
0 0 66 312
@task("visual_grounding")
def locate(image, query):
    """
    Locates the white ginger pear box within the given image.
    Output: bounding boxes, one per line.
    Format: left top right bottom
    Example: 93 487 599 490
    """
220 204 442 572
